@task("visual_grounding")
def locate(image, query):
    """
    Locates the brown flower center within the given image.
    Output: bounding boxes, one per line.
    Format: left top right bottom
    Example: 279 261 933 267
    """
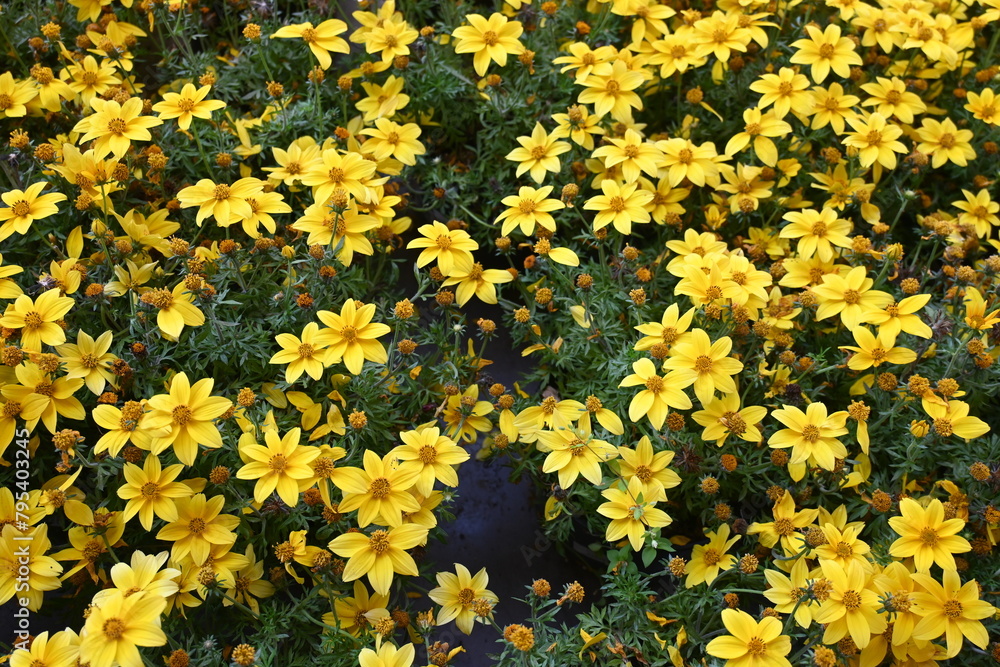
842 590 862 610
188 517 206 534
107 117 128 135
644 375 664 393
694 355 713 374
213 184 231 200
842 289 861 305
269 454 287 472
702 548 721 566
608 195 626 213
634 464 653 482
340 325 358 342
11 200 31 218
23 311 43 329
140 482 160 498
482 30 499 46
418 445 437 464
801 424 821 442
746 638 767 656
369 477 391 499
172 405 193 425
458 587 476 605
943 599 963 618
369 529 390 554
819 43 836 58
103 617 126 640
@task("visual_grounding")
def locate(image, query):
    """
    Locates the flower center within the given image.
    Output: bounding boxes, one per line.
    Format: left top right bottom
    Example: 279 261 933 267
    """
933 418 953 437
842 590 862 610
103 617 126 640
298 343 315 359
340 325 358 342
81 71 99 86
140 482 160 498
213 184 231 200
269 454 287 472
435 234 453 249
327 167 345 183
11 200 31 217
540 396 558 414
369 477 391 499
188 517 206 534
369 529 390 554
482 30 499 46
568 438 588 456
530 145 548 160
176 98 196 112
702 548 721 566
644 375 664 393
301 27 317 42
819 43 836 58
722 411 746 435
865 130 883 145
33 380 54 397
842 289 861 305
745 122 762 135
834 541 853 558
608 195 626 213
801 424 821 442
943 599 963 618
634 464 652 482
624 144 639 158
937 133 956 149
694 355 713 374
605 80 621 93
773 517 794 536
918 526 939 545
518 198 537 214
705 285 723 300
458 587 476 605
172 405 193 425
746 638 767 656
418 445 437 464
23 311 43 329
107 117 128 135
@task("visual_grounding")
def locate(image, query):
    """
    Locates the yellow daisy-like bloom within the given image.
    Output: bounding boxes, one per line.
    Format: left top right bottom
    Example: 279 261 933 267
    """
360 118 425 165
0 182 67 243
578 59 645 121
964 87 999 125
656 137 724 188
662 330 744 406
56 329 117 395
763 561 812 628
592 128 661 183
724 107 791 167
860 76 926 124
505 123 570 185
303 149 379 204
0 72 37 119
963 287 1000 330
145 372 233 466
325 579 390 636
868 294 932 339
811 265 892 329
535 426 617 489
151 83 225 130
442 385 494 443
634 303 695 353
840 327 917 370
358 643 416 667
356 75 410 122
73 97 162 160
428 564 498 635
1 363 84 435
293 200 380 265
0 288 74 352
790 23 862 83
155 494 240 565
440 263 514 306
451 12 524 77
780 208 852 261
0 524 62 611
176 177 263 227
333 449 420 527
619 358 692 430
8 629 78 667
888 498 971 572
93 400 164 456
842 112 907 170
550 104 605 150
363 19 418 63
747 491 819 551
706 609 792 667
237 427 319 507
585 179 653 235
810 82 860 134
749 67 812 118
63 55 121 105
118 454 191 530
270 19 350 69
616 435 680 503
715 163 774 213
685 524 739 587
495 185 565 236
78 591 167 667
329 524 428 596
270 322 330 384
139 282 206 340
915 117 976 168
690 11 751 61
0 253 23 300
814 523 871 569
911 569 995 658
241 190 292 238
692 394 767 447
813 560 886 649
952 189 1000 238
406 221 479 276
513 396 585 443
598 476 671 551
315 300 391 376
391 426 470 497
924 400 989 440
768 402 849 480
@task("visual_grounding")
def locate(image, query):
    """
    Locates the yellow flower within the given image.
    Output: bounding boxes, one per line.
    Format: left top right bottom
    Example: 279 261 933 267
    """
240 190 291 237
915 117 976 168
0 524 62 611
495 185 565 236
329 524 428 595
814 523 871 569
685 524 739 587
363 19 418 63
584 180 653 234
598 476 671 551
145 372 233 466
551 104 605 150
634 303 695 353
842 112 907 170
360 119 425 165
692 395 767 447
868 294 932 339
768 403 849 480
93 400 164 456
724 107 791 167
92 550 180 606
316 300 391 375
0 72 37 119
357 642 416 667
356 75 410 121
333 449 420 527
964 87 999 124
56 329 117 395
156 494 240 565
662 330 744 406
513 396 584 443
924 400 989 440
963 287 1000 330
118 454 191 530
270 322 331 384
391 426 470 497
535 426 617 488
293 200 380 265
592 128 661 183
715 163 774 213
748 491 819 550
452 13 524 77
763 560 812 628
441 385 493 443
0 182 67 243
750 67 812 118
139 282 205 340
79 591 166 667
619 358 692 430
270 19 350 69
888 498 970 572
264 137 321 186
690 11 752 61
811 265 892 329
813 560 886 649
406 221 479 276
151 83 225 130
840 327 917 370
779 208 852 261
441 263 514 305
325 579 389 636
505 123 570 184
176 177 263 227
1 363 84 435
0 288 75 351
73 97 162 160
656 137 724 187
578 59 645 121
790 23 862 83
63 55 121 105
553 42 616 82
237 427 319 506
9 629 78 667
911 569 995 657
616 435 680 502
860 76 926 123
809 82 859 134
705 609 791 667
0 253 23 300
428 564 497 634
953 189 1000 238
